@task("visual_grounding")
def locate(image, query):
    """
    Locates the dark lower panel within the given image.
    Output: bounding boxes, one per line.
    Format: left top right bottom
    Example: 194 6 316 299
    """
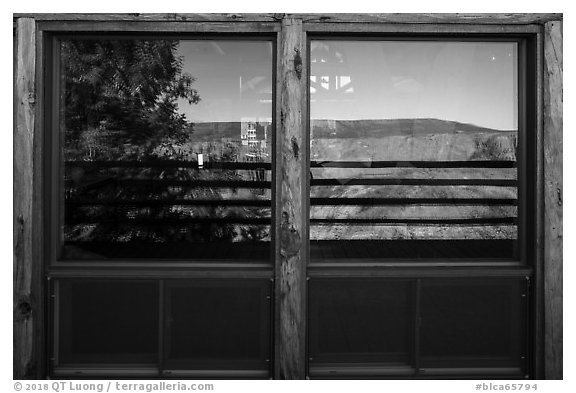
53 278 273 379
162 279 272 376
308 279 414 374
419 278 527 376
57 280 159 365
308 277 529 379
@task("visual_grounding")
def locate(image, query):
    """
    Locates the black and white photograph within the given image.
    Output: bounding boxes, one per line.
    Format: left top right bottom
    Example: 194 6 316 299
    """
11 7 564 384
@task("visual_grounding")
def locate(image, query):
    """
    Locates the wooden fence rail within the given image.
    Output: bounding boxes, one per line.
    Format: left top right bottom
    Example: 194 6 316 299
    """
62 159 517 230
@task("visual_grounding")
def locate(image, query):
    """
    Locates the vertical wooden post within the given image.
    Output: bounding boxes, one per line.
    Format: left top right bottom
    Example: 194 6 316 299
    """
275 16 306 379
14 17 38 379
543 19 562 380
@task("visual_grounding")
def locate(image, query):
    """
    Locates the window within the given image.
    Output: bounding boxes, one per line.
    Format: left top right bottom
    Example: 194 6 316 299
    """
48 34 276 378
309 39 522 263
306 35 535 378
56 38 273 261
13 15 552 380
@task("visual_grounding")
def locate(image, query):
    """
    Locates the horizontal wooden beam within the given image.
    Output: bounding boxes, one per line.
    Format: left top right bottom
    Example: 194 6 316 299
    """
311 160 516 168
116 179 272 189
66 178 272 190
311 178 517 187
311 197 517 206
68 159 513 170
14 13 284 22
300 13 562 24
68 177 515 189
66 160 272 170
66 217 271 225
67 199 271 206
310 217 516 225
14 13 562 25
66 217 514 226
67 197 516 206
36 21 281 33
304 23 541 34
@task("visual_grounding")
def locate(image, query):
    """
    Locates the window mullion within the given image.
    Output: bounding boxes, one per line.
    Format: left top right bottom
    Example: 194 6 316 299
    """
274 17 307 380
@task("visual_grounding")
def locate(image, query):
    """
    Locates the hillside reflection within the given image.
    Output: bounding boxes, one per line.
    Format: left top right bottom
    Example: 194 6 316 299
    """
61 39 273 260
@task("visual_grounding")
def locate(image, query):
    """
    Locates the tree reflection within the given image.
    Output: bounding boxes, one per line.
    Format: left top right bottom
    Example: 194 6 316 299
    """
61 40 271 259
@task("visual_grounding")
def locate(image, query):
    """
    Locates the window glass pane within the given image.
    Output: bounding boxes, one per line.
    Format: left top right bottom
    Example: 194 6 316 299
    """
164 280 271 373
309 41 518 261
58 280 159 364
420 278 526 372
308 279 413 375
60 39 273 260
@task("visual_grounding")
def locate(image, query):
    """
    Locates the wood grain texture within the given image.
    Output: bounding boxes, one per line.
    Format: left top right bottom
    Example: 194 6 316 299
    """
298 13 562 24
14 13 284 22
36 21 280 33
303 23 541 34
543 20 563 380
275 17 306 380
14 13 562 24
531 30 545 379
14 17 37 379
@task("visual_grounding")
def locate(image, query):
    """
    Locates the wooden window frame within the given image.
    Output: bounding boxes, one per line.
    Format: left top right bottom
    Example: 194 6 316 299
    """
45 30 279 269
43 24 280 379
301 22 544 379
13 14 562 380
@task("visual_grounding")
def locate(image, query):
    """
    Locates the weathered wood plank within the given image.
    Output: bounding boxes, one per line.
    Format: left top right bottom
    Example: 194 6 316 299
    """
304 22 541 34
14 13 284 22
65 160 271 169
66 199 271 206
14 17 36 380
66 217 271 225
310 197 517 206
275 17 306 380
36 20 281 33
312 178 517 186
298 13 562 24
543 20 562 380
311 160 517 168
13 13 562 25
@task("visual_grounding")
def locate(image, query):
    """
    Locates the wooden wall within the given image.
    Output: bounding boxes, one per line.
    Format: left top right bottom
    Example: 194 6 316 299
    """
14 17 38 380
543 20 563 380
13 13 563 380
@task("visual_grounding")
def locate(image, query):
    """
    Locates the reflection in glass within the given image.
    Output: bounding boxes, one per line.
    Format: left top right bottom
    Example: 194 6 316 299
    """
309 41 519 261
60 40 273 260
